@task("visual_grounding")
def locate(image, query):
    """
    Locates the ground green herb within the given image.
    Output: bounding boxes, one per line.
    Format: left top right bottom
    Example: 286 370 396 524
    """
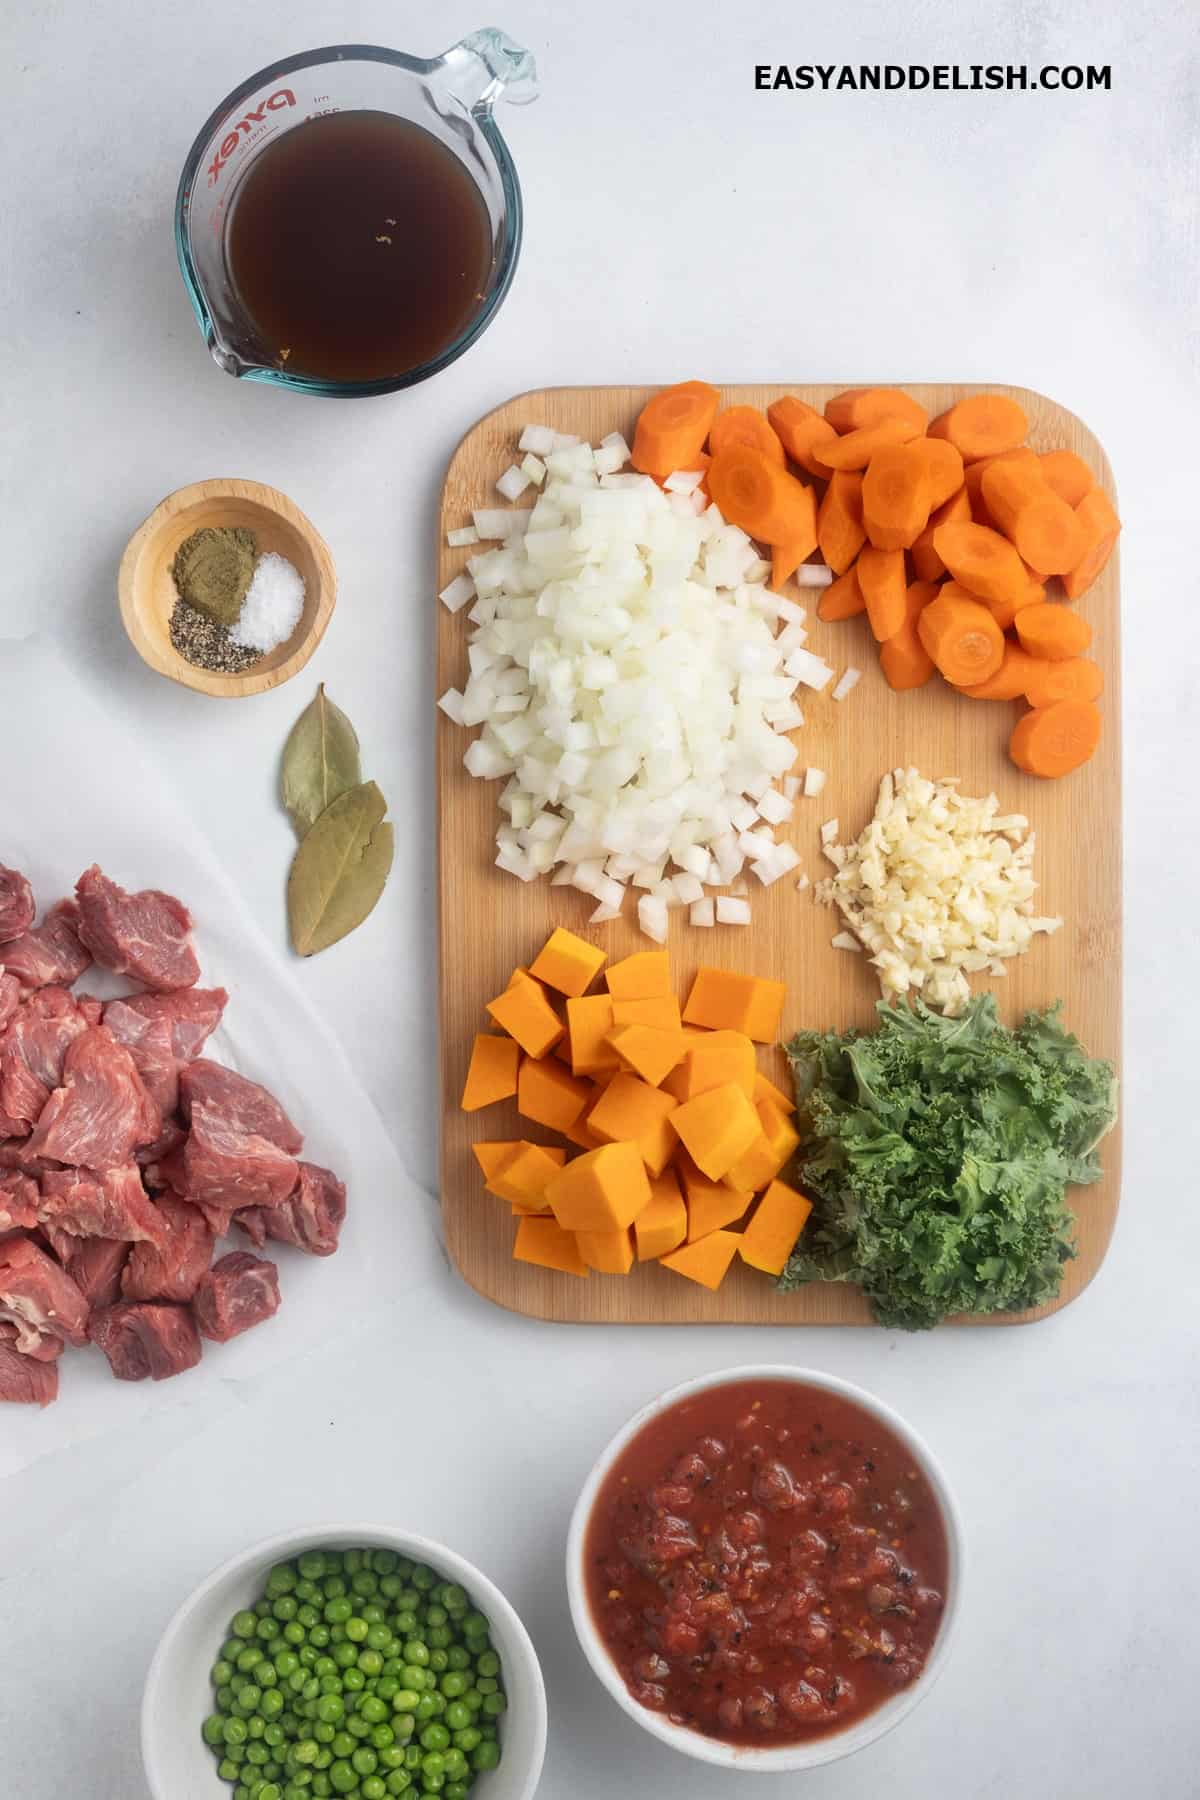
172 525 258 626
778 995 1117 1330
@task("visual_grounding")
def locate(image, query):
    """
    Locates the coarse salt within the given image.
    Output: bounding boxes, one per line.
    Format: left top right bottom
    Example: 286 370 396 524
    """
230 553 305 653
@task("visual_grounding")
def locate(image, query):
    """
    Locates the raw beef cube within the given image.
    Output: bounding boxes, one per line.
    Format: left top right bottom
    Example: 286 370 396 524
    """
0 1335 59 1405
0 1231 90 1350
0 973 20 1031
136 1119 187 1172
0 1171 39 1232
240 1161 346 1258
114 988 228 1061
76 995 104 1027
193 1251 280 1343
0 866 35 944
39 1163 165 1244
75 866 199 992
122 1195 214 1302
63 1237 129 1310
196 1201 235 1238
0 987 91 1134
183 1100 299 1211
26 1026 160 1166
180 1059 303 1154
103 1001 179 1115
89 1300 202 1381
0 900 92 990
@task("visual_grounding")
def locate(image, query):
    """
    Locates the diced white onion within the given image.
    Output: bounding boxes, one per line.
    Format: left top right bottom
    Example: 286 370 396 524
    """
715 896 751 924
472 508 529 540
820 819 840 845
796 565 834 588
518 423 557 455
520 453 547 487
832 931 862 951
785 648 835 690
832 667 861 702
758 790 794 826
437 687 466 725
689 898 715 927
671 871 705 905
637 893 669 943
664 469 704 495
783 776 801 801
589 901 622 923
804 767 827 798
438 573 475 614
446 525 479 548
496 463 532 501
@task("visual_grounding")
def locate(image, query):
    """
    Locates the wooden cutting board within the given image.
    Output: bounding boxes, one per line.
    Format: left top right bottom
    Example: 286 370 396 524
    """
436 384 1121 1327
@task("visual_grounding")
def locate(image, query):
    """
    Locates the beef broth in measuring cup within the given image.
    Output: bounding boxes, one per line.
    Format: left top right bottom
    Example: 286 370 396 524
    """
224 112 494 384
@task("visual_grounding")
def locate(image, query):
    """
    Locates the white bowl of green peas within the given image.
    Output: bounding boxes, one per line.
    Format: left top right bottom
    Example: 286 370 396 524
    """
142 1525 548 1800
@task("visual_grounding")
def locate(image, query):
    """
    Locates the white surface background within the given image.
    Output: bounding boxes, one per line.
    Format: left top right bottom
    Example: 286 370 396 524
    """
2 1 1198 1795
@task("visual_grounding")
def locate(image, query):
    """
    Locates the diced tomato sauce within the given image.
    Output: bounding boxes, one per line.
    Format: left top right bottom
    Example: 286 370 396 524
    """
584 1378 947 1746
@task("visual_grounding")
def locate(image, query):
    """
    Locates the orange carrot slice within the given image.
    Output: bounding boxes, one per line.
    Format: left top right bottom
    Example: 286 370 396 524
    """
766 396 839 478
817 563 866 621
862 443 932 551
1062 489 1121 600
1039 450 1095 508
955 642 1040 700
932 521 1030 608
824 387 928 436
911 487 971 582
980 461 1088 576
927 393 1029 461
710 405 786 466
1023 657 1104 707
631 380 720 479
812 417 922 472
816 471 865 573
857 546 908 641
1009 699 1101 778
917 591 1005 686
1014 602 1093 661
879 582 937 691
708 448 816 546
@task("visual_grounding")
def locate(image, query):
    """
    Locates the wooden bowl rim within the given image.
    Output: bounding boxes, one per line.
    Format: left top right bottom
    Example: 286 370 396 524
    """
117 477 337 699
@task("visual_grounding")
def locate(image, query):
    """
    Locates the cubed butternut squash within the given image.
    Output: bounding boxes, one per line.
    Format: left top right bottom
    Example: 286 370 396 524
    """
605 950 672 999
669 1030 757 1103
634 1170 688 1261
545 1141 652 1233
587 1073 679 1177
669 1082 762 1181
676 1151 752 1242
563 1114 605 1152
754 1070 796 1115
460 1033 521 1111
682 968 787 1043
483 1141 567 1209
529 926 607 998
607 1023 686 1088
565 994 621 1078
485 970 565 1058
576 1225 636 1274
517 1055 592 1134
611 995 683 1032
738 1179 813 1276
726 1098 801 1193
660 1229 742 1290
471 1141 523 1182
514 1216 588 1277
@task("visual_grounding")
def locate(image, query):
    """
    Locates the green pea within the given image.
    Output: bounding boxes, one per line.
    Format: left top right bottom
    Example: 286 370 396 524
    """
443 1704 470 1733
202 1714 226 1746
346 1714 372 1740
414 1696 437 1721
385 1774 412 1795
297 1605 321 1629
247 1715 267 1737
273 1596 299 1622
475 1651 499 1679
217 1686 235 1711
317 1695 345 1725
314 1723 335 1745
218 1760 241 1782
343 1667 366 1692
378 1746 404 1770
357 1651 383 1678
405 1746 423 1770
475 1678 497 1697
233 1611 259 1639
351 1747 378 1775
445 1649 470 1673
392 1715 416 1743
224 1717 249 1746
352 1573 378 1598
419 1726 449 1753
428 1640 450 1662
441 1750 466 1781
345 1617 369 1644
298 1553 326 1581
450 1728 479 1753
366 1624 391 1651
329 1762 358 1794
309 1625 331 1649
295 1580 322 1606
334 1645 358 1670
326 1598 352 1625
324 1577 349 1601
362 1780 386 1800
259 1785 283 1800
411 1568 436 1593
444 1785 468 1800
392 1613 418 1638
358 1696 388 1725
330 1731 355 1758
420 1752 445 1779
313 1779 333 1799
371 1724 395 1751
295 1741 321 1766
472 1740 500 1772
402 1642 429 1668
284 1623 307 1647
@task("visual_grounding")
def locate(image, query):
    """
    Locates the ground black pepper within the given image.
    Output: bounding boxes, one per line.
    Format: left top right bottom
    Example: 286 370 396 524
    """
169 599 261 674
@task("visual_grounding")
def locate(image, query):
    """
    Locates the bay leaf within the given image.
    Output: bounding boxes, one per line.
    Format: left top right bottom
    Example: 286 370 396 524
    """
287 780 394 956
281 683 362 839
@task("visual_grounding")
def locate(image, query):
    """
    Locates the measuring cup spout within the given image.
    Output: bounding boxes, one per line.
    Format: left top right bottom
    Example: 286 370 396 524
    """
439 27 539 115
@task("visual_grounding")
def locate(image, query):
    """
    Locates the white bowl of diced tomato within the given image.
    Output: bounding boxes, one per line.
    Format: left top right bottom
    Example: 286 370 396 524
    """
567 1364 965 1772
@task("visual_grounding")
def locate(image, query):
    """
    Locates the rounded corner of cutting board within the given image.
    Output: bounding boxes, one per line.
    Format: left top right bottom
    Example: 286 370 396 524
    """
436 381 1123 1329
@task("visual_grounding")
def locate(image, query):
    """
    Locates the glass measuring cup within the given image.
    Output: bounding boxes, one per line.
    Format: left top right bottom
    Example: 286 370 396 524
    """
175 30 538 396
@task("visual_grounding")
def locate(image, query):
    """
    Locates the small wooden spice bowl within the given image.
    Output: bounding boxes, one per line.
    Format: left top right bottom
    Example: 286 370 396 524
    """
118 478 336 698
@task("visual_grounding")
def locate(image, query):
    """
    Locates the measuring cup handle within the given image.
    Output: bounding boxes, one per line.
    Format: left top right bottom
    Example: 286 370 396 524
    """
440 27 539 113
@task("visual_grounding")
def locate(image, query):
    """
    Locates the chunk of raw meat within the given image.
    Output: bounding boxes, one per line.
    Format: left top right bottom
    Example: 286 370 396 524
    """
0 987 90 1135
0 1171 40 1231
89 1300 201 1381
103 1001 179 1114
0 1141 63 1180
240 1161 346 1258
112 988 228 1061
122 1195 214 1302
180 1059 303 1154
0 1231 90 1350
137 1120 187 1186
0 899 92 990
74 866 199 992
39 1163 165 1244
183 1100 299 1211
26 1027 159 1166
0 865 36 944
63 1237 129 1310
0 1334 59 1405
76 995 104 1027
193 1250 281 1343
0 973 20 1031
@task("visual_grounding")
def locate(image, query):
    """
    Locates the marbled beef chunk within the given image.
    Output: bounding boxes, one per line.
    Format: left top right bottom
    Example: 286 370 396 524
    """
0 1333 59 1405
89 1300 202 1381
113 989 228 1061
102 1002 179 1115
0 987 91 1134
0 1231 90 1351
0 900 92 990
0 866 36 945
180 1059 303 1153
63 1237 129 1310
183 1101 299 1211
239 1161 346 1258
26 1027 160 1167
74 866 199 993
39 1163 166 1245
0 973 21 1031
122 1195 214 1302
0 1171 40 1232
193 1251 280 1343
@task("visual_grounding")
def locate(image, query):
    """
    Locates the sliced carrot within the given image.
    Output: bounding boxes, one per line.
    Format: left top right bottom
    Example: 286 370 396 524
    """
955 641 1040 699
817 563 866 621
917 591 1005 686
1009 699 1102 778
1039 450 1095 508
911 487 971 582
980 461 1088 576
770 538 815 592
766 396 839 478
710 406 785 467
932 521 1030 608
906 436 965 512
812 417 921 472
1014 602 1093 662
857 546 907 641
708 448 816 546
1023 656 1104 707
1062 489 1121 600
631 380 720 479
824 387 928 436
861 443 932 551
816 471 865 573
879 582 937 691
964 447 1040 529
986 577 1044 631
927 393 1029 461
